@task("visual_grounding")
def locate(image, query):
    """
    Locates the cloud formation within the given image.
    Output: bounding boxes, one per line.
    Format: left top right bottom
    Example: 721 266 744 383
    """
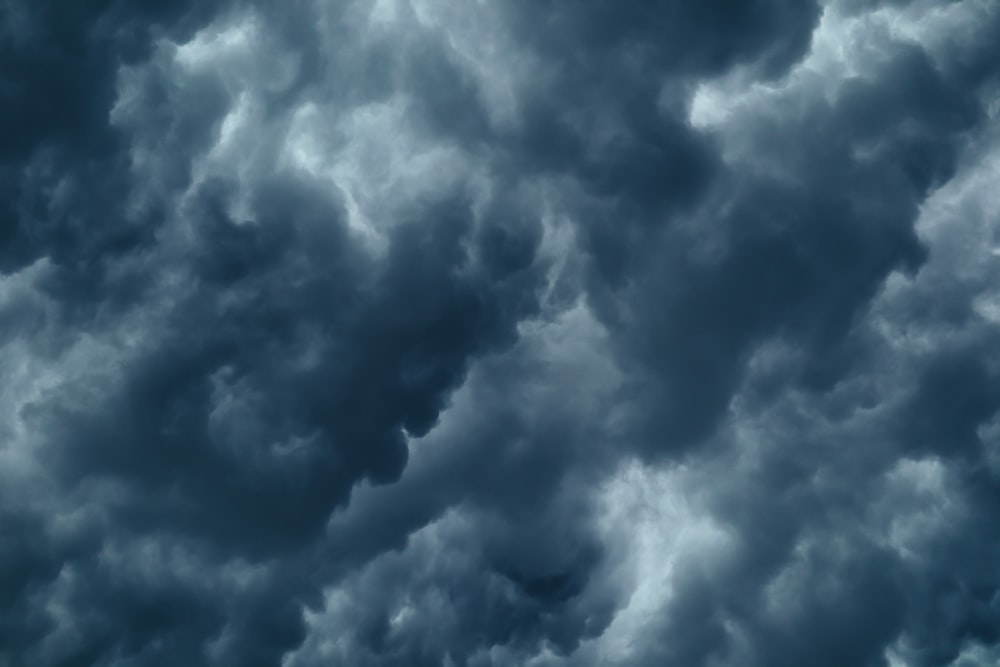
2 0 999 665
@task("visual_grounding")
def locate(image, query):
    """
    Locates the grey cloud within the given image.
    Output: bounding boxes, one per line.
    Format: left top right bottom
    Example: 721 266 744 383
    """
2 1 1000 666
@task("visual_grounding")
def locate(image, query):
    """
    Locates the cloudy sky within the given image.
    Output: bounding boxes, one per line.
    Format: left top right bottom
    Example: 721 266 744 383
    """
2 0 1000 665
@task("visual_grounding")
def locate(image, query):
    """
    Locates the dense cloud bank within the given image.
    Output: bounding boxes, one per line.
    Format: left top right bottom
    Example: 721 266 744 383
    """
2 0 1000 665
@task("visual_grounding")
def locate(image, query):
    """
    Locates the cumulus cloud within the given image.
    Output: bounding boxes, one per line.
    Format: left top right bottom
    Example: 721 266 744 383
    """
1 0 999 665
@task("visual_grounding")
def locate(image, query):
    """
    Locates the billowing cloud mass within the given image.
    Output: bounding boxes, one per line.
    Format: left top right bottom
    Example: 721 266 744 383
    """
2 0 1000 665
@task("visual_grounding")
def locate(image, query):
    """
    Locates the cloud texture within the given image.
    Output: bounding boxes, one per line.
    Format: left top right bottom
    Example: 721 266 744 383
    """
2 0 1000 665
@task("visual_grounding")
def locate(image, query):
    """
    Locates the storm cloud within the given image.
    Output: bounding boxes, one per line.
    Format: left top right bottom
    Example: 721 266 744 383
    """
2 0 1000 665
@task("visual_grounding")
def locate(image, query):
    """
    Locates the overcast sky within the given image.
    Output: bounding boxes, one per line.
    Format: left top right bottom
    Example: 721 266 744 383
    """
2 1 1000 665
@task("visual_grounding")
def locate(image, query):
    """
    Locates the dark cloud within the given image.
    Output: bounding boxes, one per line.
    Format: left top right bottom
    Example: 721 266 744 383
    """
2 0 1000 666
0 0 232 272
